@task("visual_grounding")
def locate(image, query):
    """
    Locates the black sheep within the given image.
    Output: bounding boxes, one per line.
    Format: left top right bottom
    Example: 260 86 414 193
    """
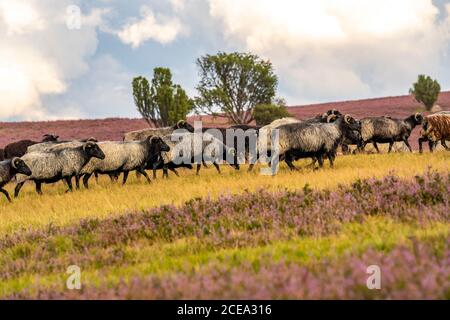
4 134 59 159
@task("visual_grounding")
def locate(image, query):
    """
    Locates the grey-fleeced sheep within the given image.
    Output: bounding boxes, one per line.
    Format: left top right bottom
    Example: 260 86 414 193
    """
277 114 362 170
14 142 105 197
80 136 170 188
123 120 194 141
26 137 98 154
360 113 423 153
0 158 32 202
168 132 239 175
248 112 342 172
418 112 450 153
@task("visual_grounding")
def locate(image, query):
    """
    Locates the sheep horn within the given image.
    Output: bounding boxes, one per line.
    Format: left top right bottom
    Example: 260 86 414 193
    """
326 114 337 123
415 113 422 122
177 120 185 127
11 157 19 169
344 114 351 124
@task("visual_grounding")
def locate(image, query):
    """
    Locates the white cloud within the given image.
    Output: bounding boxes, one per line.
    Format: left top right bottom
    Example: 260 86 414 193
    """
170 0 186 12
43 55 137 119
0 0 110 120
117 5 183 48
0 0 46 35
208 0 450 103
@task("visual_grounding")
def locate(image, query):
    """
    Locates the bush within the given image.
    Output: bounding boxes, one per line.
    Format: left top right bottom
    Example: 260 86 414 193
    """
253 103 292 126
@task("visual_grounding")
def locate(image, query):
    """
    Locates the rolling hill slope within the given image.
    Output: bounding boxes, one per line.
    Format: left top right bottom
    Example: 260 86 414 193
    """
1 92 449 149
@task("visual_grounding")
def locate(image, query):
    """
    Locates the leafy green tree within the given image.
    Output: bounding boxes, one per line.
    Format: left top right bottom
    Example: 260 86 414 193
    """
253 99 292 125
409 75 441 111
132 76 155 125
132 68 193 127
195 52 278 124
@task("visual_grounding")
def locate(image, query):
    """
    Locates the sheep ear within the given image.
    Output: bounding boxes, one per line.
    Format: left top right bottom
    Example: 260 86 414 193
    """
11 157 19 169
321 112 328 119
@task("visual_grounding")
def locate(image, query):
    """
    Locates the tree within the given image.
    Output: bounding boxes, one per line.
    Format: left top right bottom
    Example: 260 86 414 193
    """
253 99 292 126
195 52 278 124
409 75 441 111
132 68 193 127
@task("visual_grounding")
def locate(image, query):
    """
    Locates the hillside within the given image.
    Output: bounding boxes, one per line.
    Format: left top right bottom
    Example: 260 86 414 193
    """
1 92 449 148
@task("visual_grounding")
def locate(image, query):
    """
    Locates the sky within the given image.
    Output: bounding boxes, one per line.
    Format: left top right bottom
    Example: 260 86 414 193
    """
0 0 449 121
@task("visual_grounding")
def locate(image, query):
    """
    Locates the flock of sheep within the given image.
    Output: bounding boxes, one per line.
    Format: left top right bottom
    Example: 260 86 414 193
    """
0 110 449 203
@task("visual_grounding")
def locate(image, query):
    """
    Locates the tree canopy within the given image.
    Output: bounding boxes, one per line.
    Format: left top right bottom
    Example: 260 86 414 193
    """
195 52 278 124
409 75 441 111
132 68 193 127
253 99 292 126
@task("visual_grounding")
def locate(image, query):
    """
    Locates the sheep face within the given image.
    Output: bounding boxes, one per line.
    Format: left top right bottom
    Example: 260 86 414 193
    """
12 157 32 176
83 142 106 160
42 134 59 142
344 115 362 131
150 137 170 153
413 113 424 125
176 120 195 133
346 130 363 148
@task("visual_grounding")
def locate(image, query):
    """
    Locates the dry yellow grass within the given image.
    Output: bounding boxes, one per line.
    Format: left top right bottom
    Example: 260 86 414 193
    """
0 151 448 236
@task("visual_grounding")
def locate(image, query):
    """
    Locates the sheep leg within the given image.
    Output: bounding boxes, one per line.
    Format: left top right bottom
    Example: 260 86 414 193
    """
418 137 426 154
169 167 180 177
247 164 255 172
327 153 335 168
0 188 12 202
137 168 151 184
75 175 80 190
65 177 73 193
83 174 92 189
360 141 367 152
14 182 25 198
122 171 129 185
441 140 449 150
35 181 43 195
387 142 394 153
202 160 209 168
196 164 201 175
317 155 324 168
94 172 99 183
305 158 317 169
403 140 412 153
285 156 298 171
372 142 380 153
109 173 117 182
341 144 349 155
213 162 221 174
152 164 158 179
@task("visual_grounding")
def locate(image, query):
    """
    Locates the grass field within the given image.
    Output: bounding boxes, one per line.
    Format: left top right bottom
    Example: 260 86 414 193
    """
0 151 448 299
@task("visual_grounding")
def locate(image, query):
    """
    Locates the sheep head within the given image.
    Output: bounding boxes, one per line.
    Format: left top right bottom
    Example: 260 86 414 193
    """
11 157 32 176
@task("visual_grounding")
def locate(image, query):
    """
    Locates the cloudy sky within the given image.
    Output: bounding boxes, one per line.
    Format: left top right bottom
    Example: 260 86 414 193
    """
0 0 449 121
